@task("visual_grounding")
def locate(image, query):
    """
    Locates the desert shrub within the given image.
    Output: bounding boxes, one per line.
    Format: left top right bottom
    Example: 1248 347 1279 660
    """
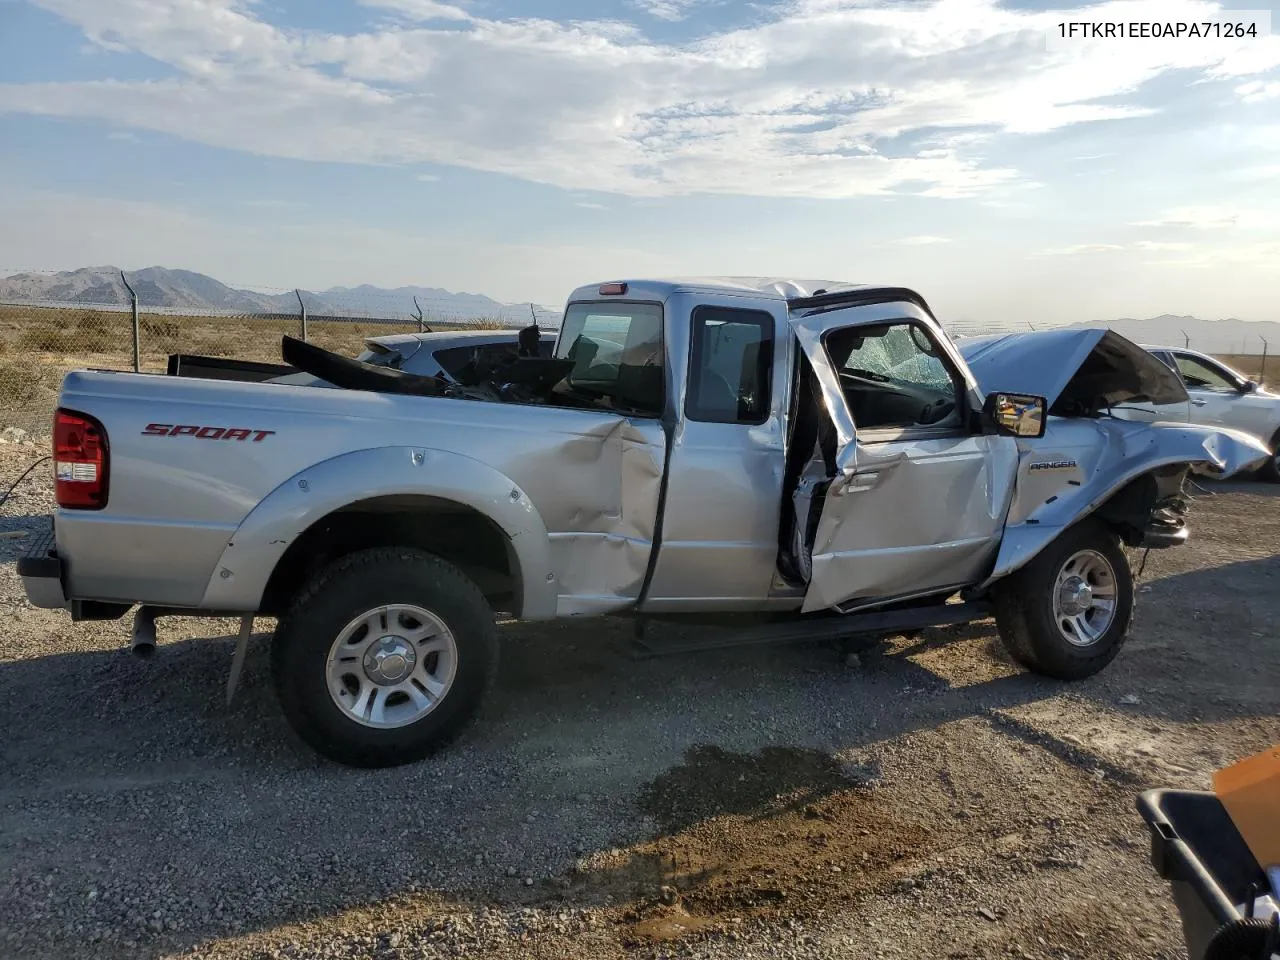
141 317 181 340
0 361 46 407
466 317 511 331
18 326 74 352
75 312 112 337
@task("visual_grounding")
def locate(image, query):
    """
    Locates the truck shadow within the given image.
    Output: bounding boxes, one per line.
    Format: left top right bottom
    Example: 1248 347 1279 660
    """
0 555 1276 958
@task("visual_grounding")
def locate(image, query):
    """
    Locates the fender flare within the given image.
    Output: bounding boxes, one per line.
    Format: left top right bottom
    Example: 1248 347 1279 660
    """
979 423 1270 590
198 445 558 619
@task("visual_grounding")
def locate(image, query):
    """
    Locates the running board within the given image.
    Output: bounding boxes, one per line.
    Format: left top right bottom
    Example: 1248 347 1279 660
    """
629 600 993 659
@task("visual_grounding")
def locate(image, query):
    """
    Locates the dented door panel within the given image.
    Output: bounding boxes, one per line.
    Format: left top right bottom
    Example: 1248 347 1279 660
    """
787 299 1011 613
802 435 1016 612
533 417 667 616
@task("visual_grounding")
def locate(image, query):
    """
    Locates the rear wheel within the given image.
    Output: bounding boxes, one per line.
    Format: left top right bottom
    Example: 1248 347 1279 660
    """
271 548 498 767
992 519 1133 680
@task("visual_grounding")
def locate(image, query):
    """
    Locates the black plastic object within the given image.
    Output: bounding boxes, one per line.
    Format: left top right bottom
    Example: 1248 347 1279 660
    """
280 336 450 397
1137 789 1270 960
1204 917 1278 960
167 353 297 381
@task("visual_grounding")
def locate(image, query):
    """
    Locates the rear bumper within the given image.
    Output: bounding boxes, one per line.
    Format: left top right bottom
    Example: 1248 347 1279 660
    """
17 523 68 609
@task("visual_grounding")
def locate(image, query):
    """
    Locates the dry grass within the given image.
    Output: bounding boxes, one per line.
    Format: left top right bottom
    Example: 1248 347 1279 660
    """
0 303 510 431
1216 353 1274 385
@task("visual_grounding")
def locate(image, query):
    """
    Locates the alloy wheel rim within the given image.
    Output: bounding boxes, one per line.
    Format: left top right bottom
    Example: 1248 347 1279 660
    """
1051 549 1118 647
325 604 458 728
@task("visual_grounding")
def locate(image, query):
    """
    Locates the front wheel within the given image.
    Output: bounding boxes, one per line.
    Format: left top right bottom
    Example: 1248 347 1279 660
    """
992 519 1134 680
270 548 498 768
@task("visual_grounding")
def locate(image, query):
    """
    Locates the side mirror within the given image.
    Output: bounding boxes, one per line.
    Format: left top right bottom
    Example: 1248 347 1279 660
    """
983 392 1047 438
1243 380 1258 394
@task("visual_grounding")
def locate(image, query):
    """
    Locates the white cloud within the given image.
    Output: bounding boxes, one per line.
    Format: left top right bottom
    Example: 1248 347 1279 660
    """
891 235 951 245
1134 240 1193 251
1131 206 1276 230
1032 243 1125 256
1237 80 1280 103
575 201 609 210
416 173 440 181
1 0 1277 200
357 0 473 23
628 0 703 22
1152 241 1280 268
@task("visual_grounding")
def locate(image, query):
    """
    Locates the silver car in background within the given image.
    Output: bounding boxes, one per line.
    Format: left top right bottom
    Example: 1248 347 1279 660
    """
267 328 552 388
1142 345 1280 482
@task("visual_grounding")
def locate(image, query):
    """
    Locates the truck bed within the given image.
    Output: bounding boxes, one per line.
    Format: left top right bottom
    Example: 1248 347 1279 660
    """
52 368 666 611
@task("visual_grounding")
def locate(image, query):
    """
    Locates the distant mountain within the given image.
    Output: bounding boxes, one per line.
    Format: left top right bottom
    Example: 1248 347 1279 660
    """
0 266 559 326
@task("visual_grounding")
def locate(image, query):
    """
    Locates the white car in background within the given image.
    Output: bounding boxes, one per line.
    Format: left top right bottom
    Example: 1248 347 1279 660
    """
1142 345 1280 483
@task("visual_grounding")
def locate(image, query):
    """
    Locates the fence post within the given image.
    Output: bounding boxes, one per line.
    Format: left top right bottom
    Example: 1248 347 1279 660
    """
1260 337 1269 387
295 289 307 342
1181 329 1190 348
412 295 425 333
120 270 140 372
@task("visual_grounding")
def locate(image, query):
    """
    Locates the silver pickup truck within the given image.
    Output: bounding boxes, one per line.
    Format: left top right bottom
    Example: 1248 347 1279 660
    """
19 277 1270 767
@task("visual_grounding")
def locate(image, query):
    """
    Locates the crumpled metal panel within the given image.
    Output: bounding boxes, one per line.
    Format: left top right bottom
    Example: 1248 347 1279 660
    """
957 328 1188 409
785 297 1014 613
544 418 666 615
801 435 1018 612
978 417 1271 587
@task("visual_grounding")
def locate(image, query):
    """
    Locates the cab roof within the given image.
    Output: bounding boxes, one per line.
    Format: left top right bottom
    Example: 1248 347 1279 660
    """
566 276 882 304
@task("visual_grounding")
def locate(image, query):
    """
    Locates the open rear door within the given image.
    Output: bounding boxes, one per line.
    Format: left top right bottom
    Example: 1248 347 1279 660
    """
786 298 1017 613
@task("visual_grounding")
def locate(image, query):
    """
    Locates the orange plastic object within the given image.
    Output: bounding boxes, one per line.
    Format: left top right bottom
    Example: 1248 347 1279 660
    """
1213 742 1280 870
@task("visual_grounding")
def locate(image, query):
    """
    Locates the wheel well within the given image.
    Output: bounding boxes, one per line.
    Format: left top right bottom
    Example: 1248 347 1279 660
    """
1091 464 1188 545
259 495 518 617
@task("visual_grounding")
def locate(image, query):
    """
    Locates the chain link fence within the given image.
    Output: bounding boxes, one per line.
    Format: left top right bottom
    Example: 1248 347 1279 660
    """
0 295 1272 437
0 296 540 435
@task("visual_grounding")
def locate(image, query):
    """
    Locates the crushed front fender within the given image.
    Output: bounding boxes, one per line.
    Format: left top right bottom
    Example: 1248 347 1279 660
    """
978 419 1270 590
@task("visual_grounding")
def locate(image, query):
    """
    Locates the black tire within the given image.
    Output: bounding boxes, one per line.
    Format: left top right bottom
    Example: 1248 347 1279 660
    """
270 548 498 768
991 518 1134 681
1258 429 1280 483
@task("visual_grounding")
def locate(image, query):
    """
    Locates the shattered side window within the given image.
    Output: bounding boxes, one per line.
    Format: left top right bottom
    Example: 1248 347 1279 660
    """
823 322 964 433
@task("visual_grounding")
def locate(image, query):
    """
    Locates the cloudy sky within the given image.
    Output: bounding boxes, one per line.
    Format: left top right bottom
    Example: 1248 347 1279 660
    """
0 0 1277 324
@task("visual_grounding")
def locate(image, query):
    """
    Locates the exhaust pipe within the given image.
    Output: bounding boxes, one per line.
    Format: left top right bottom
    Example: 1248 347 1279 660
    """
130 606 157 657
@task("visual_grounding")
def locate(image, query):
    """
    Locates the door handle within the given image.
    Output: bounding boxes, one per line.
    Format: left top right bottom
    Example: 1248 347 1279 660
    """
1191 399 1208 407
838 470 884 494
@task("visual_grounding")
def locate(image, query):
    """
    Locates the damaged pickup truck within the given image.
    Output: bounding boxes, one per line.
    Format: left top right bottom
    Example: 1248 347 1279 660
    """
20 278 1270 767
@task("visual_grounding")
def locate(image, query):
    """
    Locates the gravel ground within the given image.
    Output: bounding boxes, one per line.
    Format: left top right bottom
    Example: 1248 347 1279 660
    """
1 435 1278 960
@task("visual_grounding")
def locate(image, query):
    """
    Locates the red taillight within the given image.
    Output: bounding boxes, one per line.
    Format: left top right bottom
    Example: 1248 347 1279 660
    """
598 282 628 295
54 408 109 510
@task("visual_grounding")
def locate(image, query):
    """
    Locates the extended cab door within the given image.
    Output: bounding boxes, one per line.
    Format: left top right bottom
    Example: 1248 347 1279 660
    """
788 300 1018 613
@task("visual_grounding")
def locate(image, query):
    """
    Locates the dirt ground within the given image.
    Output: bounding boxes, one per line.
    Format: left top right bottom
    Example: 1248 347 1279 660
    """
1 437 1278 960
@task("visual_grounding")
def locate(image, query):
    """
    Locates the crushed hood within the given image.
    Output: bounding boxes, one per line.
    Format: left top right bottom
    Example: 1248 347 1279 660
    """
957 328 1188 414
